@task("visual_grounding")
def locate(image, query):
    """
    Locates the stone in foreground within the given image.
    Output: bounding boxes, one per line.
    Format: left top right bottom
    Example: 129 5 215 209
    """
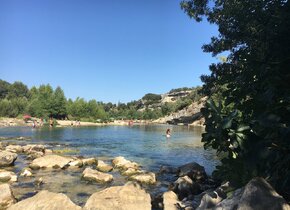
178 162 207 182
29 155 73 169
112 156 139 170
163 191 181 210
0 151 17 167
200 177 290 210
82 158 97 166
130 172 156 184
0 184 16 209
96 160 113 172
82 167 113 183
0 170 17 182
84 182 151 210
5 145 23 153
7 190 81 210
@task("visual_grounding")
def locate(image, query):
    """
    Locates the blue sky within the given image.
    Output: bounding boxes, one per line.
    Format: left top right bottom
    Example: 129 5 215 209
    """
0 0 218 103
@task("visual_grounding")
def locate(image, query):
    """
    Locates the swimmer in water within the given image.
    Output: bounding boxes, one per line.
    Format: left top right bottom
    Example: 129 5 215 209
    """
166 128 171 138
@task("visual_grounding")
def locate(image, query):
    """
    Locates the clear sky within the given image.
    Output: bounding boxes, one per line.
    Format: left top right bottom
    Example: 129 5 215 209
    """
0 0 218 103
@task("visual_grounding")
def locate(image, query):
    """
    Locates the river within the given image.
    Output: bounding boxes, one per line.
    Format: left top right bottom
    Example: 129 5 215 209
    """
0 124 218 206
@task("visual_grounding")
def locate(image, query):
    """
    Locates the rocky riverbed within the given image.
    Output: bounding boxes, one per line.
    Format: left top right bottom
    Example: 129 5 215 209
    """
0 136 289 210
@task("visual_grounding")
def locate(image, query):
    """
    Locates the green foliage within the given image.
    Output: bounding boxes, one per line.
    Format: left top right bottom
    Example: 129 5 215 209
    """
182 0 290 197
169 87 192 93
142 93 161 105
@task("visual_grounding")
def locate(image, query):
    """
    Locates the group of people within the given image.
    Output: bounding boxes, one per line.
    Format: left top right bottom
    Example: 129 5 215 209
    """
31 118 54 128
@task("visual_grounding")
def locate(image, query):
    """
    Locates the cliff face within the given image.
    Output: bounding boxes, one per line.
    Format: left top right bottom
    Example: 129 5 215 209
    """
153 97 207 126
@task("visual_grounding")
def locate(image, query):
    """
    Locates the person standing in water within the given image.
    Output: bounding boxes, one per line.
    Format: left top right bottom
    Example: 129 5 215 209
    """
166 128 171 138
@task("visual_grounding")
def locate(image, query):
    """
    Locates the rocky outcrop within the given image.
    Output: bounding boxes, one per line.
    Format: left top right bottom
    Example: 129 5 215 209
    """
96 160 113 172
178 161 207 182
220 178 290 210
84 182 151 210
154 96 207 125
0 151 17 167
130 172 156 184
163 191 181 210
0 184 16 209
82 168 113 183
112 156 139 170
0 170 17 182
7 190 81 210
197 177 290 210
29 155 73 169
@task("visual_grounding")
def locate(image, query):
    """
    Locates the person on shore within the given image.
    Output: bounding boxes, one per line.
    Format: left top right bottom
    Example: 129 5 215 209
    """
49 118 54 127
32 120 36 128
166 128 171 138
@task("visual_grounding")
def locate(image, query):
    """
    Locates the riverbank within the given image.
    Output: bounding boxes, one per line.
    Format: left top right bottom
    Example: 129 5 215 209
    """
0 117 155 128
0 117 204 128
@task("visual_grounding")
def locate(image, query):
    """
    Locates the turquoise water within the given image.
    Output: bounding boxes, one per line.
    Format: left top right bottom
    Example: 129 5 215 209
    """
0 125 217 173
0 125 218 205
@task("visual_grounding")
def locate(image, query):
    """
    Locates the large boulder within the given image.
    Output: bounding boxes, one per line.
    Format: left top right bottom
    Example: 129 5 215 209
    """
5 145 23 153
96 160 113 172
178 162 207 182
0 184 16 209
29 155 73 169
130 172 156 184
173 176 201 199
0 170 17 182
84 182 151 210
112 156 139 170
198 177 290 210
0 151 17 167
82 158 97 166
7 190 81 210
82 168 113 183
163 191 181 210
23 144 45 154
68 159 83 168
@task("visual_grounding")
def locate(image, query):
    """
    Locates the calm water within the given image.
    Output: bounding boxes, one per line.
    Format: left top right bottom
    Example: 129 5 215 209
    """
0 125 218 206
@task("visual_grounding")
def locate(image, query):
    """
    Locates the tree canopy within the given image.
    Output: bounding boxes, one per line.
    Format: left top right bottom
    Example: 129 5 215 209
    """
181 0 290 198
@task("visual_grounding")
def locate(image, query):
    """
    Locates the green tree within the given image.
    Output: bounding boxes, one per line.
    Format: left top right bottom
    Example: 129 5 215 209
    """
0 80 11 99
7 81 29 99
182 0 290 197
52 86 67 119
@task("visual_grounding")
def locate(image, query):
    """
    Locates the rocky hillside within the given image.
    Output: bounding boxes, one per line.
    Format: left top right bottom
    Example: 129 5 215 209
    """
137 87 206 125
153 96 206 126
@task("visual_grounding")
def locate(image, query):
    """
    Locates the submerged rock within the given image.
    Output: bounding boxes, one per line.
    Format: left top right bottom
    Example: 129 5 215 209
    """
19 168 33 177
178 162 207 182
0 151 17 167
82 167 113 183
84 182 151 210
0 170 17 182
0 184 16 209
29 155 73 169
121 167 142 176
7 190 81 210
96 160 113 172
130 172 156 184
112 156 139 170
